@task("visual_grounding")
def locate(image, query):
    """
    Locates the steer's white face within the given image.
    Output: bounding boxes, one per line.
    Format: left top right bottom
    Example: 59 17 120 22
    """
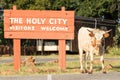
94 32 104 40
88 29 110 55
93 30 105 46
88 29 109 46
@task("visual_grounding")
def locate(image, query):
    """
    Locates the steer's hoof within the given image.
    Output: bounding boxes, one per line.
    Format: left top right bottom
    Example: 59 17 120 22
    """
102 70 107 74
102 69 107 74
80 70 84 73
85 69 88 73
88 70 93 74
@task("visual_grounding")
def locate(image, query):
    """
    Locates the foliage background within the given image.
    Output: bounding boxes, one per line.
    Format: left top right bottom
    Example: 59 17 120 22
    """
0 0 117 19
0 0 118 45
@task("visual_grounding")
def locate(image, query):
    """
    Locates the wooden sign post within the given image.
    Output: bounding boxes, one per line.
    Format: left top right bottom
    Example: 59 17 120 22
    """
59 40 66 70
13 39 21 71
4 6 74 71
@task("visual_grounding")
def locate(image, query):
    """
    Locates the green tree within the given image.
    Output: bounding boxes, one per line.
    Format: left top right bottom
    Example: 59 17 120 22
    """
2 0 118 19
14 0 34 9
30 0 51 10
14 0 51 10
76 0 117 19
1 0 16 9
51 0 79 10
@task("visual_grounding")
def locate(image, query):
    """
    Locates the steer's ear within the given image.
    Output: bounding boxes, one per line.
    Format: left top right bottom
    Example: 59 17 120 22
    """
103 33 109 38
87 29 94 37
103 29 112 38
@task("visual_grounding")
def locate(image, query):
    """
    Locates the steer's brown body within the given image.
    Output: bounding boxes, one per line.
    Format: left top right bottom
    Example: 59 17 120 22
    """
78 27 111 74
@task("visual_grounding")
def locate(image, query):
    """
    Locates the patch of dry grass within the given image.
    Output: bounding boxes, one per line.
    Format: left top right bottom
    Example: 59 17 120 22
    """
0 53 120 76
0 59 120 76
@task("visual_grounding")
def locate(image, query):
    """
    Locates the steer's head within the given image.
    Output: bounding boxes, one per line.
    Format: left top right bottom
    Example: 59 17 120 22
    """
88 29 111 54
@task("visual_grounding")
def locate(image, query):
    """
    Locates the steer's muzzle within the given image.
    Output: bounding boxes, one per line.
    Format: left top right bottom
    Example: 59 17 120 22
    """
94 46 99 55
96 40 102 47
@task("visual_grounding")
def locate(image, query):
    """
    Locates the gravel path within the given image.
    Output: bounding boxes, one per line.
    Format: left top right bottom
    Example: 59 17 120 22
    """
0 57 120 64
0 72 120 80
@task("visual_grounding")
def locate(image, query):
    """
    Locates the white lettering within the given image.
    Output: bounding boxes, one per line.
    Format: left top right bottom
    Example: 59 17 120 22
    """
62 19 67 24
26 18 46 24
9 26 34 31
9 18 23 24
41 18 46 24
49 18 54 24
49 18 67 24
41 26 68 31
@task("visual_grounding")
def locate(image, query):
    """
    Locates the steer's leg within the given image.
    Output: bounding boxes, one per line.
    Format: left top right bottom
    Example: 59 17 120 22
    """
79 49 84 73
84 52 89 73
100 54 106 73
89 51 93 74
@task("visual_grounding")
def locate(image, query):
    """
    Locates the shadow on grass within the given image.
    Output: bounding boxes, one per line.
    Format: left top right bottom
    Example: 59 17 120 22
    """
111 65 120 72
67 67 80 69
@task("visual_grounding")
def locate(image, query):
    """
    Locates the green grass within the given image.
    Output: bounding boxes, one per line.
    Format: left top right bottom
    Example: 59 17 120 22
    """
107 46 120 56
0 59 120 76
0 46 120 76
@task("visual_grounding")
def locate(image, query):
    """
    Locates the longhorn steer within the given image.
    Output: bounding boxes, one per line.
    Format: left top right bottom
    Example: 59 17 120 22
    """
78 27 111 74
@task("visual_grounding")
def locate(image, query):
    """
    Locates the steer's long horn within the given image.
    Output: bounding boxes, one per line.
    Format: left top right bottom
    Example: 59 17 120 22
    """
106 29 112 33
87 29 94 37
87 29 93 33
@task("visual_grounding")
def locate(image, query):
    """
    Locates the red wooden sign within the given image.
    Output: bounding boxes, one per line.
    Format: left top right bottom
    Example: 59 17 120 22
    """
4 6 74 71
4 6 74 39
